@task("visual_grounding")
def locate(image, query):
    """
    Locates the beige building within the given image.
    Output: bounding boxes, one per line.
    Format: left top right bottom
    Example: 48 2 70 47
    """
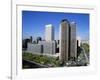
70 22 77 59
59 19 70 62
59 19 77 63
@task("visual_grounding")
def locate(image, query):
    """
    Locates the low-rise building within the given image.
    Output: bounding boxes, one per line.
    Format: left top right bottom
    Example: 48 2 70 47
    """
27 43 43 54
39 41 56 54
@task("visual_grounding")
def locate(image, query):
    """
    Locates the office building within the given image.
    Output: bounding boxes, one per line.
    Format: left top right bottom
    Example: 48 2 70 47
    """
22 38 31 50
70 22 77 59
59 19 70 62
45 24 54 41
39 41 56 54
30 36 33 43
77 36 81 46
27 43 43 54
36 37 42 43
59 19 77 62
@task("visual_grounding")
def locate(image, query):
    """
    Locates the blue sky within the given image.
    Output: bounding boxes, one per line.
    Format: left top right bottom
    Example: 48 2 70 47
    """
22 11 89 40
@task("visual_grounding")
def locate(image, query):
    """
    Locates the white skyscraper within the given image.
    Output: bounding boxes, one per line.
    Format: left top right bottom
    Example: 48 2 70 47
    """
45 24 54 41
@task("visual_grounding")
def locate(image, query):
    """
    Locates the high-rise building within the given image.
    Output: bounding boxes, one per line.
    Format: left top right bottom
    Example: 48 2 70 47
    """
22 38 31 50
30 36 33 43
59 19 70 62
45 24 54 41
77 36 81 47
36 37 42 43
59 19 77 63
70 22 77 59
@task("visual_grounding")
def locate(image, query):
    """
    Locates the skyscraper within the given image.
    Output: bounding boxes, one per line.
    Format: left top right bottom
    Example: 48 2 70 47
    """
59 19 70 62
45 24 54 41
30 36 33 43
59 19 77 63
70 22 77 59
36 37 42 43
77 36 81 47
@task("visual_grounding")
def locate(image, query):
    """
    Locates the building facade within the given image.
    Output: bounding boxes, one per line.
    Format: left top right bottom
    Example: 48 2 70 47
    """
39 41 56 54
59 19 70 62
45 24 54 41
77 36 81 47
59 19 77 63
27 43 43 54
70 22 77 59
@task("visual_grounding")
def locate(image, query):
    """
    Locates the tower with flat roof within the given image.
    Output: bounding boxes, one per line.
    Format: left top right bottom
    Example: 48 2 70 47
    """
45 24 54 41
70 22 77 60
59 19 77 63
59 19 70 63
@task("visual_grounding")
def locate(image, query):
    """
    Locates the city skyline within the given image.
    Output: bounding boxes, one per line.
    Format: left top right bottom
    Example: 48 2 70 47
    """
22 11 89 40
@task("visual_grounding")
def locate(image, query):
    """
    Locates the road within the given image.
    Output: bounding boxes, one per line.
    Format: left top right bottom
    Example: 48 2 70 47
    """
22 59 48 69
